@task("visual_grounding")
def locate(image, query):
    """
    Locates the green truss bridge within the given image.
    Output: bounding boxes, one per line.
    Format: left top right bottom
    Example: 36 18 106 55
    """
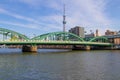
0 28 113 52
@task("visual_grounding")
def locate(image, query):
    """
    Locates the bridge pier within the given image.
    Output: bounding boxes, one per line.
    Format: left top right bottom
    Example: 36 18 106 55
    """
85 45 91 50
22 45 37 52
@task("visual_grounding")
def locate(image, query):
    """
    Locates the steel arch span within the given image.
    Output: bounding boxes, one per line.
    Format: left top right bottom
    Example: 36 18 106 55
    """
32 32 84 41
0 28 29 40
89 36 109 42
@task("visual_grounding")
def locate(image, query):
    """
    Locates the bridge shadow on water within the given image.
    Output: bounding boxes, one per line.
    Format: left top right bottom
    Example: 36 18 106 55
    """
22 49 74 55
0 48 117 55
0 48 22 55
0 48 74 55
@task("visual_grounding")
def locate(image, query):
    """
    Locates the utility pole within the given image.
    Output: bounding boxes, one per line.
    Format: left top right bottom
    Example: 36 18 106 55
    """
63 4 66 32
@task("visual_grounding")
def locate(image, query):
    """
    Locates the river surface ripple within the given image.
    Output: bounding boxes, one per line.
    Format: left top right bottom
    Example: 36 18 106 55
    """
0 48 120 80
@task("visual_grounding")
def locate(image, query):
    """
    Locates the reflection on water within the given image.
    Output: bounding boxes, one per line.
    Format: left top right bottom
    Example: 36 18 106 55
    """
0 48 22 54
0 48 120 80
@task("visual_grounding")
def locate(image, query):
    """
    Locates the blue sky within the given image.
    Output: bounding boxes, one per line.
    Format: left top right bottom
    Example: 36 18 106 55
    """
0 0 120 37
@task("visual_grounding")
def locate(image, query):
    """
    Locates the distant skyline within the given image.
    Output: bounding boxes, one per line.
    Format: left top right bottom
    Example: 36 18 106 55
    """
0 0 120 37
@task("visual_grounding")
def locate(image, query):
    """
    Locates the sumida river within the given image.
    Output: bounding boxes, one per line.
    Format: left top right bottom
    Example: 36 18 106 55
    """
0 48 120 80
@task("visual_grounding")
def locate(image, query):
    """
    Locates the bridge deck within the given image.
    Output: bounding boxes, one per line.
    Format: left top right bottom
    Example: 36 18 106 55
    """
0 40 113 46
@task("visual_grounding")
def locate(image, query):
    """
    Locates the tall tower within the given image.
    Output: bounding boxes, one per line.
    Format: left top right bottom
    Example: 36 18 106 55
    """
63 4 66 32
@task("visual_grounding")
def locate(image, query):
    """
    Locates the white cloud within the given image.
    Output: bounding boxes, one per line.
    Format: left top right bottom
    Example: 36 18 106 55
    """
66 0 110 24
0 0 112 35
0 19 62 35
0 8 6 13
18 0 42 6
11 0 111 27
0 7 62 31
17 0 62 11
0 8 41 24
0 21 39 29
58 0 111 35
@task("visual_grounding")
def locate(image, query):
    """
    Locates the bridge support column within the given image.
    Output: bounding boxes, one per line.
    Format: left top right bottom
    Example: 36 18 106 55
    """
22 45 37 52
85 45 91 50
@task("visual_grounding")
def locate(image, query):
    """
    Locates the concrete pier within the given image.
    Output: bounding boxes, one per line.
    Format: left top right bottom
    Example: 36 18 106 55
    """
22 45 37 52
85 46 91 50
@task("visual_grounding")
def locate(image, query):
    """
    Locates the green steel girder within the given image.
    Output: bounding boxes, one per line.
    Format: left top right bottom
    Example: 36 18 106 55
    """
0 28 113 46
0 28 29 40
0 41 112 46
32 32 84 41
89 36 109 42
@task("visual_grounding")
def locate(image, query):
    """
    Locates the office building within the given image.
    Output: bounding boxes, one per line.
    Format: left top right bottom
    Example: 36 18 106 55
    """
69 26 85 38
95 29 99 37
105 30 117 35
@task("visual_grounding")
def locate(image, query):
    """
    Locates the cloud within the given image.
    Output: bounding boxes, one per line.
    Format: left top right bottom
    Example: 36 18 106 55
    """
17 0 62 11
0 0 112 35
0 7 62 31
58 0 111 35
0 19 62 34
0 8 6 13
5 0 111 27
17 0 42 6
65 0 110 25
0 8 42 24
0 20 39 29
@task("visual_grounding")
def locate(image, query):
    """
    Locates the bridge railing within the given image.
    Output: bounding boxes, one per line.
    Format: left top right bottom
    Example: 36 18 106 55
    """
0 39 111 42
0 39 112 44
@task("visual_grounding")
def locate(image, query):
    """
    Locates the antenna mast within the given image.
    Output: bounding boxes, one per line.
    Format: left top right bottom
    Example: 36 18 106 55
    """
63 4 66 32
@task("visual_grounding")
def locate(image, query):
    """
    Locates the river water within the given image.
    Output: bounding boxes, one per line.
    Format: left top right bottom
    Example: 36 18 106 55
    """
0 48 120 80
